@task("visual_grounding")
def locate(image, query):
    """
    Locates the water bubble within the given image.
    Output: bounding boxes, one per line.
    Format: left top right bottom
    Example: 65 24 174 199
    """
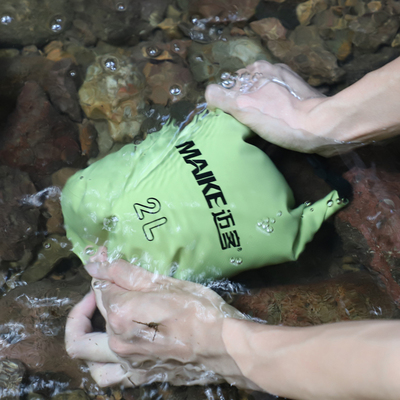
230 257 236 264
195 55 204 62
85 246 95 255
169 85 181 96
191 15 202 25
304 201 312 206
69 70 76 77
104 58 118 71
236 258 243 265
221 72 231 80
1 15 13 25
116 2 126 11
276 211 282 217
342 198 349 205
257 222 262 227
262 224 267 229
221 78 235 89
327 200 333 207
146 46 161 57
103 215 119 231
44 242 51 249
266 226 274 233
173 42 180 52
336 198 342 204
50 15 64 32
263 218 269 223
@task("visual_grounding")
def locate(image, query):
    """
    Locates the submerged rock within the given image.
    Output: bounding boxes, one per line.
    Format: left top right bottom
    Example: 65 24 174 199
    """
188 37 275 82
22 235 73 283
0 0 73 47
0 359 26 399
0 274 90 387
0 81 83 188
78 54 146 142
188 0 260 23
0 167 40 263
233 272 395 325
336 167 400 305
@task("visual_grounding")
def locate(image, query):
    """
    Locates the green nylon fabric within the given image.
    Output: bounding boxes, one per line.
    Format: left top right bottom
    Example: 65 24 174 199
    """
61 109 345 281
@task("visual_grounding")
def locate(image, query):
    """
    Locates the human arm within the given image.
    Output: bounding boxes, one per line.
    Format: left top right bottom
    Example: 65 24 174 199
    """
205 58 400 157
65 256 400 399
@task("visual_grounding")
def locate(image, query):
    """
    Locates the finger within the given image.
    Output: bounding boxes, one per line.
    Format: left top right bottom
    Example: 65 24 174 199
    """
88 246 108 263
85 259 168 291
88 361 149 387
65 291 120 363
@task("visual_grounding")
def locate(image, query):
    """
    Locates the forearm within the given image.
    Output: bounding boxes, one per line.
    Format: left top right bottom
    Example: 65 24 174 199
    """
305 57 400 151
222 319 400 400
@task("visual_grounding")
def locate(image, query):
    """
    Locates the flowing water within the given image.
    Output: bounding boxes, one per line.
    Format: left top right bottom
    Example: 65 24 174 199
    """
1 0 400 399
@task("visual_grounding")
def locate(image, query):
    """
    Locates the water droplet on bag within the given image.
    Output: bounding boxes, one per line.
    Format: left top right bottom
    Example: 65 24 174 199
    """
327 200 333 207
146 46 161 57
236 258 243 265
266 226 274 233
270 218 276 224
336 198 342 204
304 201 312 206
276 211 282 217
262 224 267 229
85 246 95 255
169 85 181 96
103 215 119 232
104 58 118 71
257 222 262 227
1 15 13 25
230 257 236 264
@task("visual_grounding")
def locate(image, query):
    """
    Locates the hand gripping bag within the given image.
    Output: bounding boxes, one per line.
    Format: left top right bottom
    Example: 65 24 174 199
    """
61 109 346 281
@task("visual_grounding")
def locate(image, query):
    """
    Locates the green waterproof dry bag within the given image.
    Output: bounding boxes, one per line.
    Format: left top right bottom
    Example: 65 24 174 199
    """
62 109 345 281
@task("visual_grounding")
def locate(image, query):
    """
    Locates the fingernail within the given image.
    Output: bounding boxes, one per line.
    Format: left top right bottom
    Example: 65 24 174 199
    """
85 262 99 275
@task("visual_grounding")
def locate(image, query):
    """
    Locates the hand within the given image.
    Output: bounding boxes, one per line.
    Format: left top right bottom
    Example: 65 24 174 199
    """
65 249 257 389
205 61 343 157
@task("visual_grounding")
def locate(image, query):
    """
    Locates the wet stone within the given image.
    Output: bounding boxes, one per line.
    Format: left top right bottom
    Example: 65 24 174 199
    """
0 359 26 399
0 0 73 47
250 17 288 41
78 54 146 142
0 166 41 263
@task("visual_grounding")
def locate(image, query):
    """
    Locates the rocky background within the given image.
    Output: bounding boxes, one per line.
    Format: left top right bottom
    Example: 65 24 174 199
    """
1 0 400 399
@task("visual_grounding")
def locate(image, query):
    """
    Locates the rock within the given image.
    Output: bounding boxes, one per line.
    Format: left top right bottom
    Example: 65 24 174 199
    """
0 55 82 123
188 36 275 82
0 274 91 386
392 33 400 47
349 14 400 51
52 390 90 400
143 62 195 105
336 167 400 305
43 198 65 235
75 0 143 45
0 0 73 47
0 359 26 399
250 17 287 40
0 81 83 188
267 26 345 85
52 168 81 189
21 235 73 283
78 119 99 159
78 54 146 142
188 0 260 23
324 29 354 61
232 273 395 325
296 0 328 26
0 167 40 262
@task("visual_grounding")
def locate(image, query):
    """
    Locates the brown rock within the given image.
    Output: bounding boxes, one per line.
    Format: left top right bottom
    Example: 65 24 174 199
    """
0 166 40 262
232 273 395 326
296 0 328 26
188 0 260 23
78 119 98 159
0 81 83 188
250 17 287 40
336 167 400 305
